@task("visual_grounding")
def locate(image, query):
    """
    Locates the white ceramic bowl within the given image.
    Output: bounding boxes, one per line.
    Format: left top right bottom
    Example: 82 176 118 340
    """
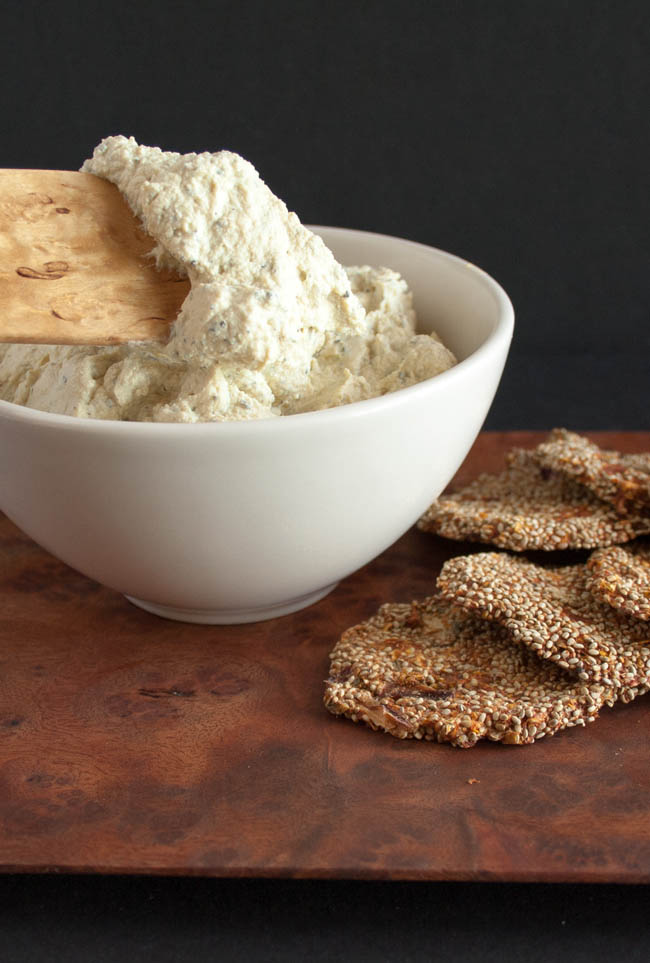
0 227 514 623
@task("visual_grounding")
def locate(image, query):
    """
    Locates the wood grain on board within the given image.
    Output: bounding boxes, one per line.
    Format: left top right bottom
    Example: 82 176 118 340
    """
0 169 188 345
1 432 650 881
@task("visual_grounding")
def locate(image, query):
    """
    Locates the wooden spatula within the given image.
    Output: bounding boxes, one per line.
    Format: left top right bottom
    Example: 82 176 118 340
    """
0 170 190 345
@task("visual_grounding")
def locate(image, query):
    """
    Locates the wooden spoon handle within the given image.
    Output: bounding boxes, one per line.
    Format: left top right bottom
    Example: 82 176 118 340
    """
0 170 190 345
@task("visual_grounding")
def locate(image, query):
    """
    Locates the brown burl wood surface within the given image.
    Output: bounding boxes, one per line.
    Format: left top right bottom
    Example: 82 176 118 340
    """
1 432 650 882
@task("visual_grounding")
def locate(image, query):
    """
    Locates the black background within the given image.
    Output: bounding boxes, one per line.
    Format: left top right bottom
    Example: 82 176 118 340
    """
1 1 649 959
3 0 648 429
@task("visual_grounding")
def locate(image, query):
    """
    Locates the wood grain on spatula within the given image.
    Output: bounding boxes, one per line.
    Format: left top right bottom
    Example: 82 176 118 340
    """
0 170 190 345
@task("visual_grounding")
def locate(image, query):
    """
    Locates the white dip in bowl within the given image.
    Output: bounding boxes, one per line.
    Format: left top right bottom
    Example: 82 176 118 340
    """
0 225 513 623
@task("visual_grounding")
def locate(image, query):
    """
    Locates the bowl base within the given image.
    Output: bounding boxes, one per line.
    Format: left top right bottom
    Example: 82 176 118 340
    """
124 582 339 624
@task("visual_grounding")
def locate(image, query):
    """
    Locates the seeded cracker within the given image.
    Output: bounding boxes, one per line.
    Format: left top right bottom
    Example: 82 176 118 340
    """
531 429 650 515
586 542 650 621
324 596 610 747
417 449 650 551
437 552 650 694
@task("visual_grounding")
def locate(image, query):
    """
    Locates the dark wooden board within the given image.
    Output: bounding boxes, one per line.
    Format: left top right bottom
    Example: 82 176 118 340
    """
2 432 650 882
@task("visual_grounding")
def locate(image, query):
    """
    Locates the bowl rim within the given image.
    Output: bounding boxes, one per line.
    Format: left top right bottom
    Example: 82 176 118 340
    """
0 226 514 435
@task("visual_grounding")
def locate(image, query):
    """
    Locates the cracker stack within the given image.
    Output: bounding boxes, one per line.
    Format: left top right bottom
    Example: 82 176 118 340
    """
325 431 650 748
417 430 650 551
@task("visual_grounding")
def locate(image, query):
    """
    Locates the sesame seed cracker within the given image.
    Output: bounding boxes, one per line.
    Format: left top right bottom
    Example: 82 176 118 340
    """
586 542 650 621
324 596 612 748
417 449 650 551
531 429 650 516
437 551 650 692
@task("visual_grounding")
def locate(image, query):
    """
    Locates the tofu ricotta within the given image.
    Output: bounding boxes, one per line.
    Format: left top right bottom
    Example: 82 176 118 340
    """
0 136 457 422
